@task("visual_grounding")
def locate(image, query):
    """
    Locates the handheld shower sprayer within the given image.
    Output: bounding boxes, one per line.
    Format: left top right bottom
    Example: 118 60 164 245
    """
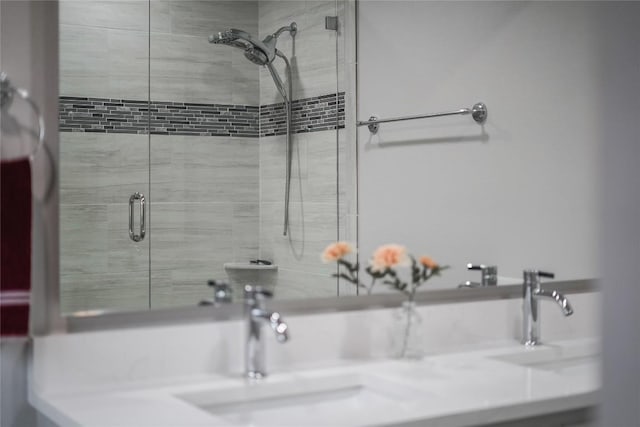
209 23 297 236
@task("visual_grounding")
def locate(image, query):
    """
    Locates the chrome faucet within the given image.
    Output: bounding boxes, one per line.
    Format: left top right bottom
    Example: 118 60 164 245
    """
522 270 573 346
244 285 289 379
459 263 498 288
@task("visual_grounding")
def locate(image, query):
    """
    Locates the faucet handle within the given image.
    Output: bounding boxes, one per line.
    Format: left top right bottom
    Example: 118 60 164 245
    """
465 263 498 286
524 270 555 278
523 270 555 286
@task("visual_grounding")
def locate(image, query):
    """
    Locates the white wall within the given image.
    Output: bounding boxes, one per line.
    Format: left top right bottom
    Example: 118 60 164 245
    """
357 1 603 288
357 2 640 423
32 292 600 396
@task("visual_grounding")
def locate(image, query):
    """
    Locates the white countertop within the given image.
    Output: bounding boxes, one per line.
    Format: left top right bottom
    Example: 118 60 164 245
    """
31 338 599 427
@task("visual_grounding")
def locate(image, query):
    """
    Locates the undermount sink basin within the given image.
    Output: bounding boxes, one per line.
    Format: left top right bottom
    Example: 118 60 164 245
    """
491 341 599 375
177 373 425 426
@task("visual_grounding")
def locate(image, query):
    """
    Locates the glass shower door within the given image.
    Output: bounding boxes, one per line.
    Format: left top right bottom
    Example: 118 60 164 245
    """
58 0 352 312
58 0 151 313
148 1 346 307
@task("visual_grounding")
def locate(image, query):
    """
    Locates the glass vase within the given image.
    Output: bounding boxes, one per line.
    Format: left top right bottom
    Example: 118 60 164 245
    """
392 301 424 360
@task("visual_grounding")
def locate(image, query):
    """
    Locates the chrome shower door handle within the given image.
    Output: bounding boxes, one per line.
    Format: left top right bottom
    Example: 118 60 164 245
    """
128 192 146 242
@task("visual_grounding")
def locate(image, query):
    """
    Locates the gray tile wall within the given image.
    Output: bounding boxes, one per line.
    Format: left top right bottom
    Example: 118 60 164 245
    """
59 133 150 313
59 93 344 138
60 0 260 105
59 0 262 312
150 1 259 105
258 131 339 299
148 134 260 308
60 132 261 312
257 1 344 297
151 1 259 307
260 93 345 136
258 1 345 104
59 0 150 100
59 96 260 137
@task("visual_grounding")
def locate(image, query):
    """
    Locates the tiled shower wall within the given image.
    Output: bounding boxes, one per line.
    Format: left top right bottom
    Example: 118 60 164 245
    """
59 0 260 104
60 0 345 312
257 0 345 299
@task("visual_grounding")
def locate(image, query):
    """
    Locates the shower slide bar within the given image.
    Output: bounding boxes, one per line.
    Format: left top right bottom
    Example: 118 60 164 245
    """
357 102 487 134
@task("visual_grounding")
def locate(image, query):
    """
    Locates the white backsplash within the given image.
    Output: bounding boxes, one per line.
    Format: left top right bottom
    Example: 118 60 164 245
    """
33 291 599 396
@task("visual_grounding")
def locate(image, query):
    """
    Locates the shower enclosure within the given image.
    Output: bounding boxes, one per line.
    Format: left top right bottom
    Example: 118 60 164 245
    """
58 0 353 314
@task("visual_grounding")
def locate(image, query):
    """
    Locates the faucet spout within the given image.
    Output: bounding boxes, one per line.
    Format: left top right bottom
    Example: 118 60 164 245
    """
533 289 574 316
521 270 574 346
245 285 289 379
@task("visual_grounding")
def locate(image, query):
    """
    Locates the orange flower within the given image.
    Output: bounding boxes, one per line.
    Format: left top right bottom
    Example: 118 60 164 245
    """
322 241 353 263
419 256 439 269
370 244 410 272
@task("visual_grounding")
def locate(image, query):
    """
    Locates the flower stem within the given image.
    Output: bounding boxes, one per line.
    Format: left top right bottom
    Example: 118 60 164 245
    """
400 301 413 358
399 289 419 358
367 278 377 295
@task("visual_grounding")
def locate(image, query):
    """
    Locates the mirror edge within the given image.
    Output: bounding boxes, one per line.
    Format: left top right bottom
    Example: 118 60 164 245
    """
63 279 597 333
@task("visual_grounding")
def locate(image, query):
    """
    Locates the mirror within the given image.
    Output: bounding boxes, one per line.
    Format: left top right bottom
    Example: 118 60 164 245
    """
59 0 598 316
356 1 598 291
59 0 354 314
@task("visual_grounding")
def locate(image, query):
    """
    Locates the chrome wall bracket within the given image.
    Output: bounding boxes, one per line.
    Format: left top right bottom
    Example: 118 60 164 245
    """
365 115 380 134
325 16 338 31
471 102 488 124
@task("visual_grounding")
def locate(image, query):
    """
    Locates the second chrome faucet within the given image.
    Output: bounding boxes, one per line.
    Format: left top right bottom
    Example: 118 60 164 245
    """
522 270 573 346
245 285 289 379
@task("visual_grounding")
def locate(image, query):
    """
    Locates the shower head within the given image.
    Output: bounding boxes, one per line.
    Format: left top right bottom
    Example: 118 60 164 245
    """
208 28 272 64
209 28 272 63
244 47 269 66
209 23 296 66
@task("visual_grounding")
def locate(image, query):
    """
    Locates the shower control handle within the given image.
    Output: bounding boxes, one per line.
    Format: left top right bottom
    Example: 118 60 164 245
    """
128 192 146 242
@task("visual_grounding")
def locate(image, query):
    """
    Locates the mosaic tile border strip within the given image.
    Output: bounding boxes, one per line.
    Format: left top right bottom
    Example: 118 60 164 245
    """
59 92 345 137
59 97 259 137
259 93 345 137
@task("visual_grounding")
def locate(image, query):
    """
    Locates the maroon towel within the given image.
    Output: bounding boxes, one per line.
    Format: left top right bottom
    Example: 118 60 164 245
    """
1 158 32 337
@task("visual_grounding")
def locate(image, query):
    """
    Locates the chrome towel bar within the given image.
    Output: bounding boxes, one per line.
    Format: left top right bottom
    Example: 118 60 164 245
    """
357 102 487 134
